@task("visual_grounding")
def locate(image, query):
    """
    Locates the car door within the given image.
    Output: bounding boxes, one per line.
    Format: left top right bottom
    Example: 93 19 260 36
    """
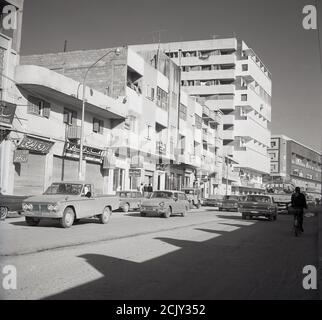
78 184 97 218
172 192 180 213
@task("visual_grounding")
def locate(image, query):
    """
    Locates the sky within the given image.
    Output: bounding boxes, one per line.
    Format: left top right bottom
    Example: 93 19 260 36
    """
20 0 322 151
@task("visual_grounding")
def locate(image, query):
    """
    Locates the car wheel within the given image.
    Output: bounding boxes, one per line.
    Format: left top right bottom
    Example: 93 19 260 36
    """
60 207 75 228
140 212 146 217
122 203 130 213
163 206 171 218
25 216 41 226
99 206 111 224
0 207 8 221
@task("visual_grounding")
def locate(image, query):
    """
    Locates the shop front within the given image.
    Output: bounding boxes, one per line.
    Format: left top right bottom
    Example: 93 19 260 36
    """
13 135 54 195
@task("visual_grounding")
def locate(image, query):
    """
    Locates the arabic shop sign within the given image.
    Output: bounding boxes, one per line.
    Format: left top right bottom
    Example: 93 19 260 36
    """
13 150 29 163
129 168 142 177
65 142 103 159
0 102 16 125
19 136 54 154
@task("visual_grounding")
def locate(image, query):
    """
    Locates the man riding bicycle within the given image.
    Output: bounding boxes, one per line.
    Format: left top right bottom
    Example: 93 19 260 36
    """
290 187 307 232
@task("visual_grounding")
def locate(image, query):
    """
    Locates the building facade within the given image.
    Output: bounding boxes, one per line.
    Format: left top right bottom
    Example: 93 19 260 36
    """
131 38 272 194
0 0 24 194
265 135 321 200
2 45 224 196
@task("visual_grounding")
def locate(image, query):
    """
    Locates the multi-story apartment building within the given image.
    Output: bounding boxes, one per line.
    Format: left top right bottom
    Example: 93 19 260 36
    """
5 45 223 195
0 0 24 194
131 38 272 195
265 135 321 200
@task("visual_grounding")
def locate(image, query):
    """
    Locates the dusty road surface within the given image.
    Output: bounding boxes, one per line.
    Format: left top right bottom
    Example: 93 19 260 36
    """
0 207 319 300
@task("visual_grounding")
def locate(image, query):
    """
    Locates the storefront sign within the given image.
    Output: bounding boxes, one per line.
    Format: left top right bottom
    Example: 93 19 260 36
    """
0 101 16 125
13 150 29 163
129 168 142 177
65 142 103 159
19 136 54 154
156 163 166 171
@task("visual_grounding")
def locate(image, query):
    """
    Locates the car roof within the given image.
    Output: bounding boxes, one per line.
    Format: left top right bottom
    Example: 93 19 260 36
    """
154 190 184 193
51 181 87 185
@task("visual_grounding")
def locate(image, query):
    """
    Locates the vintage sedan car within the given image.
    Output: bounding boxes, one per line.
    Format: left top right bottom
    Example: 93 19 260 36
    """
239 195 278 221
22 182 119 228
218 195 241 212
181 187 202 208
116 190 145 212
0 194 30 220
140 190 190 218
202 195 224 208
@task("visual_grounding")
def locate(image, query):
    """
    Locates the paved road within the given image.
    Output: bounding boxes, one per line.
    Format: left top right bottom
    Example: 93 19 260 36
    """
0 208 319 300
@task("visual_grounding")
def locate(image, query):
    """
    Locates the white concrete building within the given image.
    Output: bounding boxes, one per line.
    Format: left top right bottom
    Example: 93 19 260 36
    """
131 38 272 194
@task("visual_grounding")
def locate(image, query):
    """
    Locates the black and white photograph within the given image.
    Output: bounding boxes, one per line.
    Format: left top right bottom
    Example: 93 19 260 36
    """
0 0 322 308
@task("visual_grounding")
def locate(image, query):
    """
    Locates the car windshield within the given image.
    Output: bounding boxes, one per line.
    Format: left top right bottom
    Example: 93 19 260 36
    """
150 191 173 199
44 183 83 195
223 195 239 201
117 192 131 198
246 195 270 203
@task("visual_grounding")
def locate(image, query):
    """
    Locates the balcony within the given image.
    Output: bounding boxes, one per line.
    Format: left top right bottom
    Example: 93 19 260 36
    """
66 125 81 140
222 114 234 125
222 129 234 141
182 84 235 96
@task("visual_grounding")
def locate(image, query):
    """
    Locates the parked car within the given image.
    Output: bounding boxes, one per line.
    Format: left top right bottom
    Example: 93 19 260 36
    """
22 182 119 228
218 195 241 212
202 195 224 208
239 194 277 221
116 190 145 212
0 193 30 220
140 190 190 218
181 187 202 208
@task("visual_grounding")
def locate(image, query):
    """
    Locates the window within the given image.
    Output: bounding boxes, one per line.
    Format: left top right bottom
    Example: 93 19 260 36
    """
156 87 168 111
124 115 136 132
27 96 51 118
179 104 187 120
241 94 247 101
242 64 248 71
270 163 278 173
195 114 202 129
93 118 104 134
63 108 77 125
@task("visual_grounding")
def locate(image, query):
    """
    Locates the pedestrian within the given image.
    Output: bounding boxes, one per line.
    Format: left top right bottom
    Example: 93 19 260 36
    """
291 187 307 232
147 183 153 193
138 183 144 195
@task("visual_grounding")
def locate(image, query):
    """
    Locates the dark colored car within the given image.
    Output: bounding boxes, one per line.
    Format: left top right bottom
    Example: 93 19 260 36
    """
239 195 277 221
202 195 224 208
0 194 29 220
218 195 241 212
116 190 145 212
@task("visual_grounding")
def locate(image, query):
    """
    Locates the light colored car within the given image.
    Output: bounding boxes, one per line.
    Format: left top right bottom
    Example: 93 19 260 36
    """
22 182 119 228
140 190 190 218
181 187 202 208
239 195 278 221
116 190 145 212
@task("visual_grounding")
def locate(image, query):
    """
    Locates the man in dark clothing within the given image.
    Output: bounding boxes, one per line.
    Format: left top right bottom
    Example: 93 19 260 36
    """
147 184 153 193
291 187 307 232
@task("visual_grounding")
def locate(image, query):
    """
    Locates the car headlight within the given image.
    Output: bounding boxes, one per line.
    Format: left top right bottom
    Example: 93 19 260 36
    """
47 204 58 211
23 203 33 211
159 202 165 207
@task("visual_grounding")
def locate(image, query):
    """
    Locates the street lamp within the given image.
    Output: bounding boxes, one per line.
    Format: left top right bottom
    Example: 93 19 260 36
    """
78 47 122 180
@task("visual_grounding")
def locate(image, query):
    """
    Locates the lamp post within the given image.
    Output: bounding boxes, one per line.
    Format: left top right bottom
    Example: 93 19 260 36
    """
78 47 121 180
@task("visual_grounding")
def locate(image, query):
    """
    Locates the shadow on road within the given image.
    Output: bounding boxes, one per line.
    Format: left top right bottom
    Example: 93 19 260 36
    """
43 214 318 300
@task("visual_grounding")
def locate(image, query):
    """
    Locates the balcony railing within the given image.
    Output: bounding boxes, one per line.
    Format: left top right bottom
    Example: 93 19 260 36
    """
66 125 81 140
